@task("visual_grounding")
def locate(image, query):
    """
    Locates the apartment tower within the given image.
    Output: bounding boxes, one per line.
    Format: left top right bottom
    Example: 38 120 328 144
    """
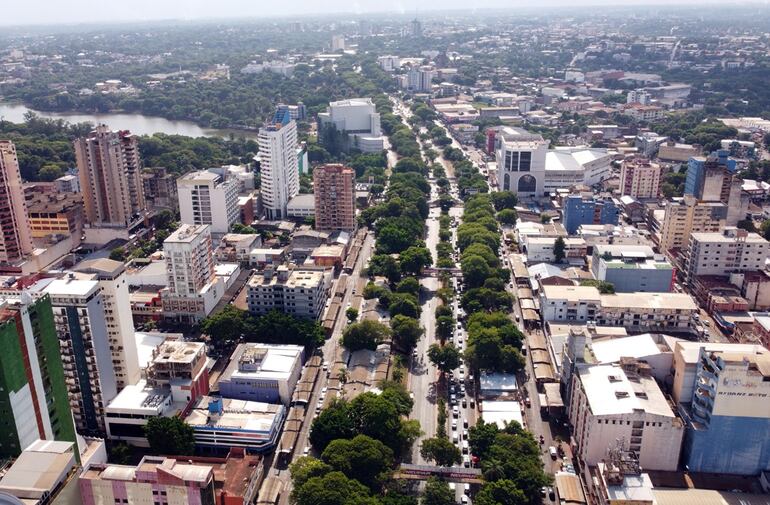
313 163 356 233
258 110 299 220
0 140 33 263
74 125 146 227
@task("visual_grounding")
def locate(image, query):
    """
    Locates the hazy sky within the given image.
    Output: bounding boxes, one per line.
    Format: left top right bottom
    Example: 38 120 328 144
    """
0 0 749 26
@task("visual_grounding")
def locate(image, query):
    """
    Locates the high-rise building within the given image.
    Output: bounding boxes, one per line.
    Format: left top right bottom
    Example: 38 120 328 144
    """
0 293 75 458
619 157 662 199
44 276 116 435
26 192 85 247
410 19 422 37
177 169 240 235
160 224 224 323
258 110 299 220
683 227 770 282
0 140 33 264
406 65 434 93
658 195 727 255
73 259 140 389
142 167 178 211
495 127 549 197
331 34 346 51
74 124 146 227
684 152 748 225
314 164 356 233
563 194 620 235
247 265 330 320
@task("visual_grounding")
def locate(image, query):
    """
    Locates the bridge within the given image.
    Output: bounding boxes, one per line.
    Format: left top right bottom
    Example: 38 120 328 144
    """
394 464 483 484
422 267 463 278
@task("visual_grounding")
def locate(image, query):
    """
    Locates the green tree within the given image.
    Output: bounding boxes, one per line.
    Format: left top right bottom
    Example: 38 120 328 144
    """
388 295 421 319
309 400 356 451
427 343 461 378
462 254 492 288
396 276 421 295
109 247 126 262
368 254 402 283
553 236 566 263
497 208 518 225
761 219 770 241
400 246 433 276
321 435 394 491
248 310 325 348
292 471 378 505
290 457 333 493
342 320 391 351
436 315 455 342
109 442 132 465
579 279 615 294
145 416 195 456
423 477 456 505
420 437 462 467
491 191 518 211
346 307 359 323
201 305 246 344
390 315 423 351
474 480 528 505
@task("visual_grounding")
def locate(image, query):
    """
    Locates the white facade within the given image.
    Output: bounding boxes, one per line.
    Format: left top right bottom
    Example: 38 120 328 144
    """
247 265 331 320
74 259 140 390
684 227 770 281
331 35 346 51
177 169 240 235
286 194 315 218
258 116 299 220
569 363 684 471
378 55 401 72
544 147 613 191
522 236 587 264
161 224 224 323
318 98 385 153
496 127 549 197
627 90 652 105
540 285 601 322
218 343 304 405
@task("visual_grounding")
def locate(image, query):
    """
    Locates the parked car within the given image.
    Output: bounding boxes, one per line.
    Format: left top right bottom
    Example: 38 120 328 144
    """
549 446 558 459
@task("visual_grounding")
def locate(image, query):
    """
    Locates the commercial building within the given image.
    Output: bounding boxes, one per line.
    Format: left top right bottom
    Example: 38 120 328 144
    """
0 140 33 264
160 224 224 323
80 451 263 505
44 276 117 435
683 227 770 282
25 191 85 246
54 173 80 193
178 169 241 235
105 340 209 447
544 147 613 191
568 361 684 470
590 245 674 292
313 164 356 233
521 236 587 264
563 194 620 235
218 343 304 405
634 132 667 158
658 196 727 255
377 55 401 72
73 259 140 390
74 124 146 227
684 152 749 226
318 98 385 153
619 158 661 199
0 440 77 503
657 141 701 163
286 193 315 219
185 397 285 453
672 342 770 475
142 166 178 211
0 294 75 458
258 110 299 219
596 292 697 332
246 265 330 320
495 127 549 197
540 285 601 322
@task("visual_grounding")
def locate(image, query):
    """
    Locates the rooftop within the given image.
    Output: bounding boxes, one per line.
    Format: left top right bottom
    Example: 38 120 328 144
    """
541 285 601 302
221 343 303 383
600 292 697 311
152 340 206 365
578 363 675 418
165 224 210 244
0 440 75 498
43 277 100 298
185 397 284 433
591 334 683 365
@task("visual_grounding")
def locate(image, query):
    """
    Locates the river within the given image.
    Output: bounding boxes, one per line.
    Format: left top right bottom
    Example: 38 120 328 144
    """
0 102 258 140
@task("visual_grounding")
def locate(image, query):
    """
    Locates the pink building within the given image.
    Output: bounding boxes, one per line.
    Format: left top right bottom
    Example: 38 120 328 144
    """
619 156 661 200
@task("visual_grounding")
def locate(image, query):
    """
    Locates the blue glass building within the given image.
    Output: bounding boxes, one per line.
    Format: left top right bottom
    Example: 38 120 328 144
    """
562 195 619 234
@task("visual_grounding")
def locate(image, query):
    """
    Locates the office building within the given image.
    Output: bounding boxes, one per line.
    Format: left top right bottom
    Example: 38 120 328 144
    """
672 342 770 475
74 259 141 389
569 361 684 471
161 224 224 323
185 397 285 453
247 265 330 320
318 98 386 153
219 344 304 405
378 55 401 72
684 153 748 226
658 196 727 254
178 169 241 235
314 163 356 233
495 127 549 197
331 34 346 51
544 147 613 191
0 140 33 264
276 102 306 121
258 110 299 219
0 294 75 458
563 194 620 235
74 124 146 227
683 227 770 282
44 276 117 435
25 192 85 246
634 132 667 158
142 167 178 211
619 158 661 199
80 451 261 505
405 65 434 93
591 245 674 292
410 19 422 36
521 236 588 264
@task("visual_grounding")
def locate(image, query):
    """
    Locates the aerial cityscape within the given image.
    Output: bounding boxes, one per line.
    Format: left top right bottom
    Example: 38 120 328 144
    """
1 3 770 505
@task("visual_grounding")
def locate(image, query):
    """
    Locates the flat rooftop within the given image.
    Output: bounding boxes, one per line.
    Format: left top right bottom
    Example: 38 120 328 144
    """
165 224 209 243
591 334 683 365
44 277 100 298
185 397 284 433
541 285 601 302
600 292 697 311
152 340 206 365
221 343 303 383
578 364 675 418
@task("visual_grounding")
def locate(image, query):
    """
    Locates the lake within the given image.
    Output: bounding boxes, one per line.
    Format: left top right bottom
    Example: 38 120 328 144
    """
0 102 258 140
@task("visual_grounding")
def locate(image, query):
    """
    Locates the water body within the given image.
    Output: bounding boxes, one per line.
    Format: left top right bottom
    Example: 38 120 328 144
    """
0 101 258 140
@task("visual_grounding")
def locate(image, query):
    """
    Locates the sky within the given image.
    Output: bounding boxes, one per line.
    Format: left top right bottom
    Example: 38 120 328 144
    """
0 0 752 26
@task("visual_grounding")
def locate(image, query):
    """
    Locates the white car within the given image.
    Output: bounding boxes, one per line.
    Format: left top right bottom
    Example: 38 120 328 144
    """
452 406 460 418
